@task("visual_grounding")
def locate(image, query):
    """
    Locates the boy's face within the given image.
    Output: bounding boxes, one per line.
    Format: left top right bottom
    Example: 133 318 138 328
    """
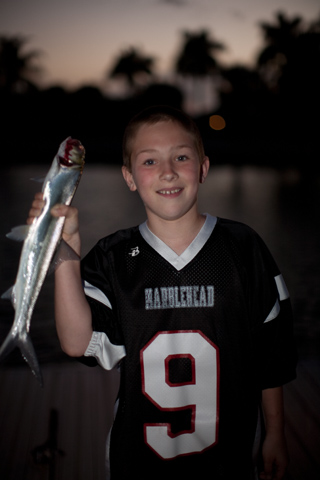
122 120 209 225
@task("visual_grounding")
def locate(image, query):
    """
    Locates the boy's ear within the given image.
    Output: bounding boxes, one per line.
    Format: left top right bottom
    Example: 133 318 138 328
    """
200 156 210 183
122 166 137 191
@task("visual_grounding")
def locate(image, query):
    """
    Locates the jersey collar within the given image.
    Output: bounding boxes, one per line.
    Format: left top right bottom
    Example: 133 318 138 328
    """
139 214 217 271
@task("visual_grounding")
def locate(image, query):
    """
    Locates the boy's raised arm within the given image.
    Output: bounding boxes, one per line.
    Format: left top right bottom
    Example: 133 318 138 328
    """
54 252 93 357
27 194 93 357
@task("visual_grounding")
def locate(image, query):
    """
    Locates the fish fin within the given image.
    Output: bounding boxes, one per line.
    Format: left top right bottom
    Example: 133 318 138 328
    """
48 239 80 275
6 225 30 241
0 327 43 387
1 285 16 309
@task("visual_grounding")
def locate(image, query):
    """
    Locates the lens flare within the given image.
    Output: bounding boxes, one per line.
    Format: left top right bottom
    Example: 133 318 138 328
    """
209 115 226 131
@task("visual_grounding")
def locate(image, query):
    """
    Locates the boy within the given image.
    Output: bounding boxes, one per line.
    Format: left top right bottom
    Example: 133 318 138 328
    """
28 106 296 479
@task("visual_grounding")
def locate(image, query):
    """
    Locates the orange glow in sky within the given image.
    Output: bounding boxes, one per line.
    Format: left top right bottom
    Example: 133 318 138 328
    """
1 0 319 91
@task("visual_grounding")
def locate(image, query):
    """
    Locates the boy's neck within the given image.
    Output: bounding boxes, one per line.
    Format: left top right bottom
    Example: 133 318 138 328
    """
146 211 206 256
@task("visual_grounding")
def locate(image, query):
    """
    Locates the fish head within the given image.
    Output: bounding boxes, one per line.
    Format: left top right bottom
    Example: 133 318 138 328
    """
42 137 85 192
58 137 85 170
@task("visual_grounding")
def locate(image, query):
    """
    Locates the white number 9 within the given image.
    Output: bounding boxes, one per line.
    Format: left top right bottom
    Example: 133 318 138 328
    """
141 330 219 459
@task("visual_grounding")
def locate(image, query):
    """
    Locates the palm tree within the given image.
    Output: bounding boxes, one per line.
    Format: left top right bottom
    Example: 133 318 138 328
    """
257 11 320 106
256 12 302 89
176 30 224 76
256 12 320 173
108 48 154 90
0 35 42 93
175 30 225 114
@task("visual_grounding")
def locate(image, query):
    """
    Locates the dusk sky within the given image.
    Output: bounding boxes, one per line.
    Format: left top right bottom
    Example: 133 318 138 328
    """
1 0 319 91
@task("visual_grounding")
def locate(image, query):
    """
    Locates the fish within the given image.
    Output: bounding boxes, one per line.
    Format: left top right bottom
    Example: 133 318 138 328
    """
0 137 85 386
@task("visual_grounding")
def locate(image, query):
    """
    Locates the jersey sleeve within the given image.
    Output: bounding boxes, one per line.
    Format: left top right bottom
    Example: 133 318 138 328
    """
246 230 297 389
220 219 297 389
80 238 126 370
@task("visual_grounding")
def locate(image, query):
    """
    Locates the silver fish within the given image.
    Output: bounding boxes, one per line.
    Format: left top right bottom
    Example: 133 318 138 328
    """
0 137 85 386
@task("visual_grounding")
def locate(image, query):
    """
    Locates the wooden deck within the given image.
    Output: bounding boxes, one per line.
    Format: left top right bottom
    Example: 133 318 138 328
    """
0 356 319 480
0 361 119 480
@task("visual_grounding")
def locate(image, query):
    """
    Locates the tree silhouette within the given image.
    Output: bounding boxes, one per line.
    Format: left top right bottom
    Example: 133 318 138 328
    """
257 12 320 107
109 48 154 89
175 30 224 76
257 12 302 89
256 11 320 170
0 35 42 94
175 30 225 114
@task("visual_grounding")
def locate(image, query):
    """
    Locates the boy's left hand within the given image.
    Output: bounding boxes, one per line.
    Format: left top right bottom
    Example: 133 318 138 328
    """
260 431 289 480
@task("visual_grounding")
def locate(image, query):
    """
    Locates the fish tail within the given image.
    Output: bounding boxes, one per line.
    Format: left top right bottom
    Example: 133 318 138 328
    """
0 328 43 387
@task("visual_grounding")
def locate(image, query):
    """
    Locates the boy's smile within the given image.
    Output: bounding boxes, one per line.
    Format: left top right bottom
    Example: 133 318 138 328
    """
157 188 182 196
122 120 209 229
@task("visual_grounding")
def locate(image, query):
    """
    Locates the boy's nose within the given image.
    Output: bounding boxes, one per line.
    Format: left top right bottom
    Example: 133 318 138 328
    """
159 161 178 181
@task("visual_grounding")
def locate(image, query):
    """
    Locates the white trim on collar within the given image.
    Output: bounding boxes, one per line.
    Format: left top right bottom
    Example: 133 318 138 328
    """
139 214 217 271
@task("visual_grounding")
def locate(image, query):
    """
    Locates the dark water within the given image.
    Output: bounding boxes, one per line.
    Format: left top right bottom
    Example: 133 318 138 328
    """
0 165 319 365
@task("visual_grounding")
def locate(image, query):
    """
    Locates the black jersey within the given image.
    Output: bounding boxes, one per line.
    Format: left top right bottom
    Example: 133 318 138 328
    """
80 215 296 480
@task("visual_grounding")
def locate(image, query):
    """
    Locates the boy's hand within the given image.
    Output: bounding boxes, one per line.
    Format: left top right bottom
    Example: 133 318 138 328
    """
27 192 81 253
260 431 289 480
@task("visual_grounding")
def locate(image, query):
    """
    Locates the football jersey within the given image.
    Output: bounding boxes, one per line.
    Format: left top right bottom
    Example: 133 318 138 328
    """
80 215 296 480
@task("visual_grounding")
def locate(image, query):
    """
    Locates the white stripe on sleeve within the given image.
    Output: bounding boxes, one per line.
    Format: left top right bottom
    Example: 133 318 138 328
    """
264 299 280 323
275 274 289 301
85 331 126 370
83 280 112 309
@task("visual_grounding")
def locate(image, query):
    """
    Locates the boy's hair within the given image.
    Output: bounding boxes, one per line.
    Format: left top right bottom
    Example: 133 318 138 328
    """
122 105 206 171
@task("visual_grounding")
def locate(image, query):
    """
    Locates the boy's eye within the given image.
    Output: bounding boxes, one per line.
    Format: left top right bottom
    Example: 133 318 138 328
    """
144 159 155 165
176 155 188 161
